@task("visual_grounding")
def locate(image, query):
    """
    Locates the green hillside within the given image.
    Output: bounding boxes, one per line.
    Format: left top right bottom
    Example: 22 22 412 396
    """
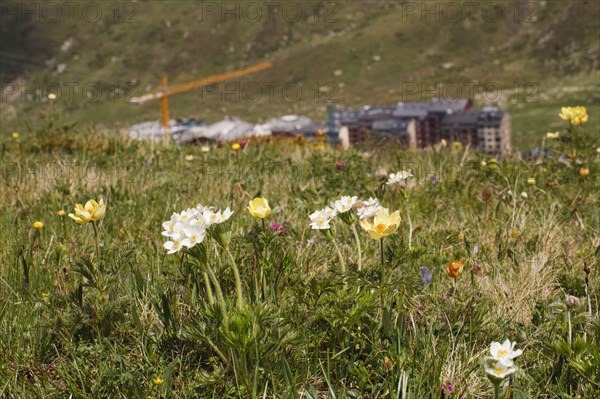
1 0 599 149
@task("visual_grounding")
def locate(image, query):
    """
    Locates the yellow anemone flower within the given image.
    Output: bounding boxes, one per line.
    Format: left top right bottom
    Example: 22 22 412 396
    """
247 197 271 219
57 210 66 216
33 221 44 230
559 106 588 125
444 260 464 278
69 198 106 224
359 208 401 240
11 132 19 140
153 377 164 385
231 143 241 151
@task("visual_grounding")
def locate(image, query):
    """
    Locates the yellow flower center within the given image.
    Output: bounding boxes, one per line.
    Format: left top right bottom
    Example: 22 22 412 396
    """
374 224 387 234
494 367 504 376
173 240 180 248
497 349 508 357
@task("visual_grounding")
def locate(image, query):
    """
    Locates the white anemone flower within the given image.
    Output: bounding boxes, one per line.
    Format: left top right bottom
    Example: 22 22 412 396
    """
189 217 206 229
185 207 201 218
181 226 206 248
203 207 234 225
164 239 183 254
357 197 387 219
386 170 413 185
220 207 234 222
484 358 518 380
323 206 338 218
162 214 184 239
195 203 209 213
178 210 193 222
203 209 221 225
490 339 523 366
333 196 358 213
358 205 388 220
363 197 380 207
309 210 331 230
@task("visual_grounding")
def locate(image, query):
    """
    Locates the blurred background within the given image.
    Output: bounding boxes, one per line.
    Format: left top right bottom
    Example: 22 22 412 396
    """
1 0 599 150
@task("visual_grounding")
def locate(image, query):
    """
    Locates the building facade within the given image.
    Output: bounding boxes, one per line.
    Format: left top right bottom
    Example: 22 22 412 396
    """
332 99 512 155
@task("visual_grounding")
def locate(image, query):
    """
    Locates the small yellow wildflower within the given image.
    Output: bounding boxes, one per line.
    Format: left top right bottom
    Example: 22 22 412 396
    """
57 210 66 216
451 141 463 152
231 143 241 151
579 167 589 177
11 132 19 140
546 131 560 139
527 178 536 186
153 377 164 385
510 230 520 238
33 221 44 230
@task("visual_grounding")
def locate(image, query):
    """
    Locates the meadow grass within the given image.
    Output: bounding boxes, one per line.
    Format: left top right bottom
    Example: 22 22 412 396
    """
0 113 598 398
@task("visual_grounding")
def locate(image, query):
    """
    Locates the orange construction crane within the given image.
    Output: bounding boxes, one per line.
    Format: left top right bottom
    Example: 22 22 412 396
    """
129 61 272 139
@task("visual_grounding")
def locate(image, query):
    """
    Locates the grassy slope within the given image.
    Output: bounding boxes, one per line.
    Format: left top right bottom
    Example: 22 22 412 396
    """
1 0 599 149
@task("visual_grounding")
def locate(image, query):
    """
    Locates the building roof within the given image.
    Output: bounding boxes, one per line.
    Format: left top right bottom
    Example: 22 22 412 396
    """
428 98 471 113
441 108 480 129
393 102 429 119
372 118 411 135
478 107 506 127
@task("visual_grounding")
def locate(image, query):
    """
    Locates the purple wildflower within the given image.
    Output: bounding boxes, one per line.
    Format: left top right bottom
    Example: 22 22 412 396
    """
420 266 434 285
431 175 437 184
441 381 455 396
336 162 347 170
269 221 278 232
269 221 284 235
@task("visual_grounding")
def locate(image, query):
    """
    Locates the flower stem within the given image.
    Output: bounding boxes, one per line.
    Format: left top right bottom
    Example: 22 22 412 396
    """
203 271 215 305
91 221 100 260
351 224 362 271
332 238 346 273
567 308 572 348
204 265 227 319
380 238 385 309
226 249 244 309
493 383 500 399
